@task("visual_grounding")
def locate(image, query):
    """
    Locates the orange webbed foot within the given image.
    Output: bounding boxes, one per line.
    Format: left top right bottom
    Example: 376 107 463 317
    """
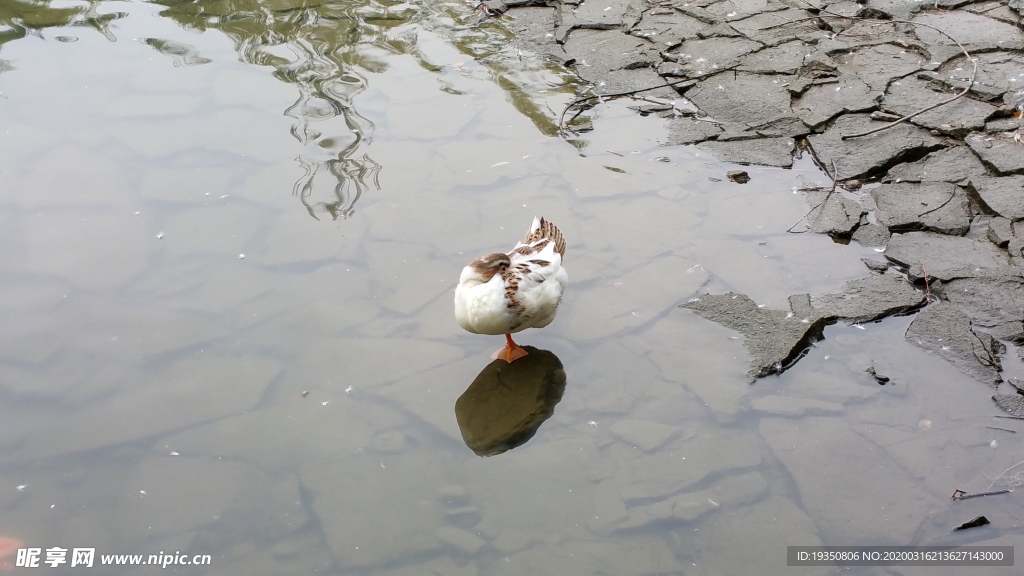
491 334 529 363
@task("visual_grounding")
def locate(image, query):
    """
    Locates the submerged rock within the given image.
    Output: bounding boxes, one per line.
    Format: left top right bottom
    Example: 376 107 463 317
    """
608 419 681 453
750 396 845 416
992 394 1024 417
697 137 795 168
851 223 891 247
505 8 569 64
726 169 750 183
905 302 1002 385
812 274 926 324
681 293 826 378
664 117 723 145
799 187 865 236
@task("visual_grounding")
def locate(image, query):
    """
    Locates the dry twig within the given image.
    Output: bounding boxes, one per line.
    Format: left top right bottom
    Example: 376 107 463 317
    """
787 159 839 233
987 459 1024 490
951 488 1013 500
921 264 931 302
556 66 738 136
794 0 979 140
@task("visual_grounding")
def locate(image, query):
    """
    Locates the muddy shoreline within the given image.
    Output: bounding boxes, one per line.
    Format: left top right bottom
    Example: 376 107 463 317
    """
487 0 1024 411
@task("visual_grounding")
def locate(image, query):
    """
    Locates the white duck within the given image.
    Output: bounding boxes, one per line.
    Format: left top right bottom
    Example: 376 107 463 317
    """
455 217 568 362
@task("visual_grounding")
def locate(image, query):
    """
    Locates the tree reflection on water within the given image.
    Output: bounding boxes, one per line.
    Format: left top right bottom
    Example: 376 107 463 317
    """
1 0 575 219
147 0 409 220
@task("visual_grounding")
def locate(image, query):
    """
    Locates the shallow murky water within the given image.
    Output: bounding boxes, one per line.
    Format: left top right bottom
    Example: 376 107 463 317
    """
1 0 1021 574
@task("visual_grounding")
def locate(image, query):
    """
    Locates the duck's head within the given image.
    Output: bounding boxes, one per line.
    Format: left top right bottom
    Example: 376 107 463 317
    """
461 252 511 285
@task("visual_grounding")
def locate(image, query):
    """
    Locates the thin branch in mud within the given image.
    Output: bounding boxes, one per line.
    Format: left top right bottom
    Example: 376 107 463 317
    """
969 329 999 368
754 16 823 32
556 66 738 136
787 159 839 233
994 415 1024 420
917 185 958 217
921 264 931 302
987 455 1024 485
843 70 977 139
792 0 979 140
986 425 1017 433
951 488 1013 500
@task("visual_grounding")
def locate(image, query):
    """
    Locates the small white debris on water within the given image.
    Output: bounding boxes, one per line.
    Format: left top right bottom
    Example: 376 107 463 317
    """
345 386 353 393
491 162 508 167
156 232 164 239
990 440 998 448
139 491 146 496
238 254 245 259
170 451 179 456
588 421 598 427
16 485 26 491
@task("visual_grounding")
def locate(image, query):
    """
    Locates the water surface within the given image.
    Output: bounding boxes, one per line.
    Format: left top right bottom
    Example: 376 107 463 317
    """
1 0 1021 574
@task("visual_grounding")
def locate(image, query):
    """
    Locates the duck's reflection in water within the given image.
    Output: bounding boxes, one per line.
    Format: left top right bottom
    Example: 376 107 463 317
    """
455 347 566 457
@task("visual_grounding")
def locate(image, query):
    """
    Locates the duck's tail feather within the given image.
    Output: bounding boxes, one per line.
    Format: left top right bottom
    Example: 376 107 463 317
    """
519 217 566 257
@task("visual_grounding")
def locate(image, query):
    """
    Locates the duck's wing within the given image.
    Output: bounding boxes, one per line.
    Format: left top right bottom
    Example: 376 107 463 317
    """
502 240 567 330
511 217 565 258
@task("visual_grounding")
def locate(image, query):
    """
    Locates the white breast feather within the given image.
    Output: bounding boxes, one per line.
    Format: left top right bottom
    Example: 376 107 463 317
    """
454 241 567 335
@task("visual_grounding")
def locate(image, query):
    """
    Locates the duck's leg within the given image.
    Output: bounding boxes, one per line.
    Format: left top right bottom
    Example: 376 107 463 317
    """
492 333 528 363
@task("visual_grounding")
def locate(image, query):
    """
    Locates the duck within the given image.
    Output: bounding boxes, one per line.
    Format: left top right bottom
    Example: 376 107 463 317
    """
455 217 568 362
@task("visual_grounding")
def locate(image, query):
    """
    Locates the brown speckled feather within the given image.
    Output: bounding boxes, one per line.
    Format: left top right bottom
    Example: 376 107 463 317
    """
514 218 566 257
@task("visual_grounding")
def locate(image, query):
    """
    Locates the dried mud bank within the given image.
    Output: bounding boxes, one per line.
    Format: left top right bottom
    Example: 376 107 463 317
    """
489 0 1024 408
